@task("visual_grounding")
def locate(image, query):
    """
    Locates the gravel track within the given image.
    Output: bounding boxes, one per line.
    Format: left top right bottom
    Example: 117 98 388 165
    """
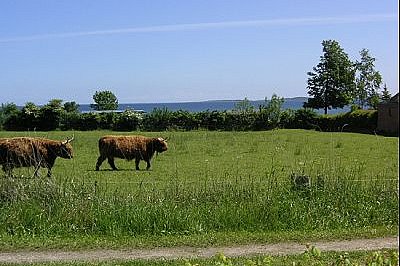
0 236 398 264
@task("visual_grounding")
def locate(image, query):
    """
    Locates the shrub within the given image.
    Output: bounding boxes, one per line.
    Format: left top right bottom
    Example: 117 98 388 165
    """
141 108 173 131
59 112 81 130
279 109 296 128
37 106 64 131
286 108 319 129
113 110 141 131
169 110 199 131
76 113 100 131
342 109 377 133
316 109 378 133
196 110 226 131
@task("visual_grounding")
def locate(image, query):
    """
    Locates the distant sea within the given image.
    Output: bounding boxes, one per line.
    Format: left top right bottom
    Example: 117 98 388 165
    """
79 97 350 114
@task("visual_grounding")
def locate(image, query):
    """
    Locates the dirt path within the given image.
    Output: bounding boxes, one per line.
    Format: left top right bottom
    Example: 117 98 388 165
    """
0 237 398 264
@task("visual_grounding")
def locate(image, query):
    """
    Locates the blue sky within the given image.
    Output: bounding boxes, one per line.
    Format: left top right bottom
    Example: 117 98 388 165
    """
0 1 398 105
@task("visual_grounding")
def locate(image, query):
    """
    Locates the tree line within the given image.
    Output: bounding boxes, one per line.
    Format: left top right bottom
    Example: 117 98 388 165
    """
0 94 379 134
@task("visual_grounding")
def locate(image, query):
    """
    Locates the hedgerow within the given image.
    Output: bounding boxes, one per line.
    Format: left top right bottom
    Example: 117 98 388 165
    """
0 103 378 133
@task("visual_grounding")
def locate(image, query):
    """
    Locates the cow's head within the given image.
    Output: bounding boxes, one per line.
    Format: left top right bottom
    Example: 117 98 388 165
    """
154 137 168 153
59 136 74 159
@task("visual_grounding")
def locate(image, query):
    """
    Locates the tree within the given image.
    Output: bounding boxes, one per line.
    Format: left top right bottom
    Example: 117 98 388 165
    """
38 99 64 130
304 40 356 114
262 94 284 128
233 97 254 114
64 101 80 113
90 90 118 111
354 48 382 109
380 83 392 103
0 103 19 129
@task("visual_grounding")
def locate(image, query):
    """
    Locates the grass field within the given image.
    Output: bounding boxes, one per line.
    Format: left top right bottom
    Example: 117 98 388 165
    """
0 129 398 249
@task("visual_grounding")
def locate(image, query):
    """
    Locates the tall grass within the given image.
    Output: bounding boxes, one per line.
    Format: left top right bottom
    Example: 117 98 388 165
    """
0 130 398 239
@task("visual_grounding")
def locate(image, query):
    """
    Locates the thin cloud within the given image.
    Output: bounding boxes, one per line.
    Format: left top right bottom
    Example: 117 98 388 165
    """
0 14 396 43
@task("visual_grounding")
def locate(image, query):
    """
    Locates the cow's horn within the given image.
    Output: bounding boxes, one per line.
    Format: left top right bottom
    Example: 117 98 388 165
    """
62 135 75 144
68 135 75 143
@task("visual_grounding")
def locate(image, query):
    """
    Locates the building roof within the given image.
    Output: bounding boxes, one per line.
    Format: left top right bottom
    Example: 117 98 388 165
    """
390 93 399 103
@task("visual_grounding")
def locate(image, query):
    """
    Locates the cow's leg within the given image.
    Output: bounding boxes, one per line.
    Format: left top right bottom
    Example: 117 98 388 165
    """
44 160 55 177
96 155 106 171
145 159 151 170
135 158 140 170
2 164 13 177
107 157 118 170
33 167 41 177
46 168 52 177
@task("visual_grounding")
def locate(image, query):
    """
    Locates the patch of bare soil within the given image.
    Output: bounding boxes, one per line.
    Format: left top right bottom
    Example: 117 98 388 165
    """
0 237 398 264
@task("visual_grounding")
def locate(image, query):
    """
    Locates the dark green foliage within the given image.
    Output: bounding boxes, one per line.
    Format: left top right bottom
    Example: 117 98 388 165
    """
279 109 296 129
90 90 119 111
168 110 199 131
305 40 356 114
316 110 377 133
142 108 173 131
355 49 382 109
0 106 380 134
196 110 226 130
288 108 319 129
20 102 40 131
98 112 117 130
37 99 64 131
380 84 392 103
113 110 140 131
0 103 21 130
63 101 80 113
76 113 100 131
59 111 81 130
2 112 23 131
0 93 380 134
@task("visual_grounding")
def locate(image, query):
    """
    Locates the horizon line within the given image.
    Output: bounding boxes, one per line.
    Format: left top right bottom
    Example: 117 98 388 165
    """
0 13 396 43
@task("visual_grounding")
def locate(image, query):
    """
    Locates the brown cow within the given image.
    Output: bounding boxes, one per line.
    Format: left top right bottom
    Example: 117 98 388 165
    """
95 135 168 171
0 137 74 177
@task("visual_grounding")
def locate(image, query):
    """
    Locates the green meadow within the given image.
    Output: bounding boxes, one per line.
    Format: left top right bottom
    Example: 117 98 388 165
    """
0 129 398 249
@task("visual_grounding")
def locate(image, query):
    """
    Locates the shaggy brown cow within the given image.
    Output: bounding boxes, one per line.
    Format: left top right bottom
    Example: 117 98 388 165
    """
0 137 74 177
95 135 168 171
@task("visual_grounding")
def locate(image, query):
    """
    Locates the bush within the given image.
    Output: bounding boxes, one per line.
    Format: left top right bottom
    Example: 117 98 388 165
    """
196 110 226 131
76 113 100 131
113 110 141 131
342 109 377 133
3 112 24 131
169 110 199 131
279 109 296 129
37 106 64 131
317 109 377 133
59 112 81 131
283 108 319 129
141 108 173 131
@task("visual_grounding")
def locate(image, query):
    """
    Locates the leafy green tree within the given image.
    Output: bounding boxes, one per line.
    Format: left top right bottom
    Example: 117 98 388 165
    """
263 94 284 127
233 97 254 114
0 103 19 129
380 83 392 103
304 40 356 114
21 102 40 130
64 101 80 113
355 48 382 109
90 90 118 111
38 99 65 130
